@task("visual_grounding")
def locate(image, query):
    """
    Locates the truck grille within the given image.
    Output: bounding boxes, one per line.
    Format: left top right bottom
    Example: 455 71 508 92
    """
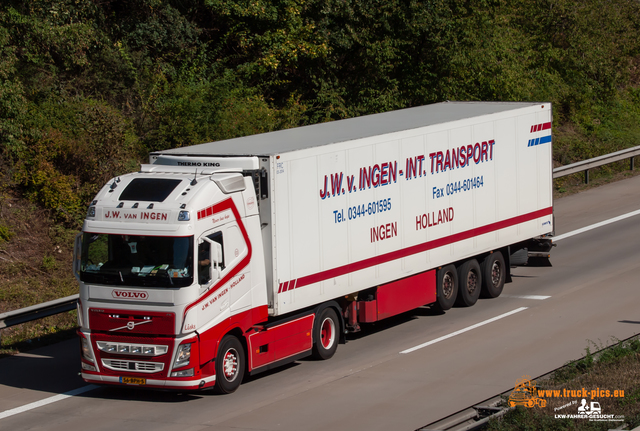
102 359 164 373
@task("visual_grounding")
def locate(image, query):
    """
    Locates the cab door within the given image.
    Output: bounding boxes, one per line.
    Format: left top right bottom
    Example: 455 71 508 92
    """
222 223 250 313
197 221 250 314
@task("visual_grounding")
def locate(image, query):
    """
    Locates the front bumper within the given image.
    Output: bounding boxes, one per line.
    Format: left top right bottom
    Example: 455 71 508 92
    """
81 372 217 390
78 329 217 391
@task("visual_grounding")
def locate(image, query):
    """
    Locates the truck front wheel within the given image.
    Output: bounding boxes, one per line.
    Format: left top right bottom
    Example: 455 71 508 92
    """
435 265 458 311
456 259 482 307
481 252 505 298
312 308 339 360
215 335 245 394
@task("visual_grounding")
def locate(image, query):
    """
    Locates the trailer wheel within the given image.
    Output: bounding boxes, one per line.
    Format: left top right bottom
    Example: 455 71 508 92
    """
435 265 458 311
312 308 339 360
215 335 245 394
456 259 482 307
481 252 505 298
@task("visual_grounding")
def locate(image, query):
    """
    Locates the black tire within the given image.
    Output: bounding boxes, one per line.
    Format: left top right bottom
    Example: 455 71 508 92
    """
455 259 482 307
481 252 506 298
312 308 339 360
435 265 458 311
214 335 245 394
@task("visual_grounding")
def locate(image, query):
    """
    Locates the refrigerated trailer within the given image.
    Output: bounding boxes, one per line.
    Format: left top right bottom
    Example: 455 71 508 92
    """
74 101 554 393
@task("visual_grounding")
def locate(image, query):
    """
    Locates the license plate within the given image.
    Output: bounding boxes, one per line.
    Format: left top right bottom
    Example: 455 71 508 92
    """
120 376 146 385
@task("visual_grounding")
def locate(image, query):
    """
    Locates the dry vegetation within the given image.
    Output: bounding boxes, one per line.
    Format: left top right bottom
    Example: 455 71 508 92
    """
0 186 77 355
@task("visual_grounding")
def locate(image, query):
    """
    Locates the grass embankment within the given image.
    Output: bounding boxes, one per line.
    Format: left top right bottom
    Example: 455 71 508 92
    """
0 190 78 356
488 337 640 430
552 92 640 198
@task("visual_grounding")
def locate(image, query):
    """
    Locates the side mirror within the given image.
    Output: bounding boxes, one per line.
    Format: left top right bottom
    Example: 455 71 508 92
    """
211 241 223 266
203 238 223 282
210 241 222 281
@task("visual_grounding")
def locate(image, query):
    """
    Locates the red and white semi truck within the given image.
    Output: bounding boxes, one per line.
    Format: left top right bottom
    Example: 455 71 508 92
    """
74 101 554 393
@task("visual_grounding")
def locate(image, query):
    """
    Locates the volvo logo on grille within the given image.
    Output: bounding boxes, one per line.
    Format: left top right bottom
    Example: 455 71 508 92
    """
112 290 148 300
110 319 153 332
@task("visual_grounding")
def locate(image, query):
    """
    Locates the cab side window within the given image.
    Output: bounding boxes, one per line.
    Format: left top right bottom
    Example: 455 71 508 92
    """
198 231 224 285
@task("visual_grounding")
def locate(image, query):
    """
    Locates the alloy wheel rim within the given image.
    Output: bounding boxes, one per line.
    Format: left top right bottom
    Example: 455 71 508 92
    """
320 317 335 349
491 261 501 286
443 272 453 299
223 348 239 381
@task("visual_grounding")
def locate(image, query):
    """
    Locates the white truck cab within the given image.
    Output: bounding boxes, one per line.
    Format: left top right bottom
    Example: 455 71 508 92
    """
75 158 269 391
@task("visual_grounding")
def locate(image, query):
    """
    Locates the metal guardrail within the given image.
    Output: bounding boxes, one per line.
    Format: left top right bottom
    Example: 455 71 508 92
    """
417 394 513 431
553 144 640 184
1 145 639 331
0 294 78 331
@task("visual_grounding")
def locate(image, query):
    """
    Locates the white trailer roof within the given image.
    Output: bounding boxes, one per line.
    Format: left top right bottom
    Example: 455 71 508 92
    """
155 101 544 157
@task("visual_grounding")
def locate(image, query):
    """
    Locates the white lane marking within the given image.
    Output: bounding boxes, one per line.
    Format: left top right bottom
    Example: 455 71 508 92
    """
400 307 528 354
502 295 550 300
0 385 98 420
553 208 640 242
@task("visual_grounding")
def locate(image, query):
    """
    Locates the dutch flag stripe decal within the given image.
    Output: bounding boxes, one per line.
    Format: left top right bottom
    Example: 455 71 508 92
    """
528 122 552 147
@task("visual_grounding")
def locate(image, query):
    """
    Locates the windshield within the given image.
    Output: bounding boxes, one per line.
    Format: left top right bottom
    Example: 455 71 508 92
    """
80 234 193 287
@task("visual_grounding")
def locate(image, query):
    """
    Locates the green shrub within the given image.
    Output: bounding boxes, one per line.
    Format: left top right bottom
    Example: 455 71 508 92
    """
0 224 14 242
41 255 57 272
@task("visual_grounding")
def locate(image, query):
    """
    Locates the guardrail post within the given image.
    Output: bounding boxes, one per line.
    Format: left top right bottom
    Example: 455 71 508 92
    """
631 156 635 171
584 169 589 184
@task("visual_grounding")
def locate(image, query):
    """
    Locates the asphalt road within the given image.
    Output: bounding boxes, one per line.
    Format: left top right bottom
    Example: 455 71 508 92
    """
2 175 640 431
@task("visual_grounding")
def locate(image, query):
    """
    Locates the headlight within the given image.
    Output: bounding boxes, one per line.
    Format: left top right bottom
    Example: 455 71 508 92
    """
173 343 191 368
81 338 94 362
